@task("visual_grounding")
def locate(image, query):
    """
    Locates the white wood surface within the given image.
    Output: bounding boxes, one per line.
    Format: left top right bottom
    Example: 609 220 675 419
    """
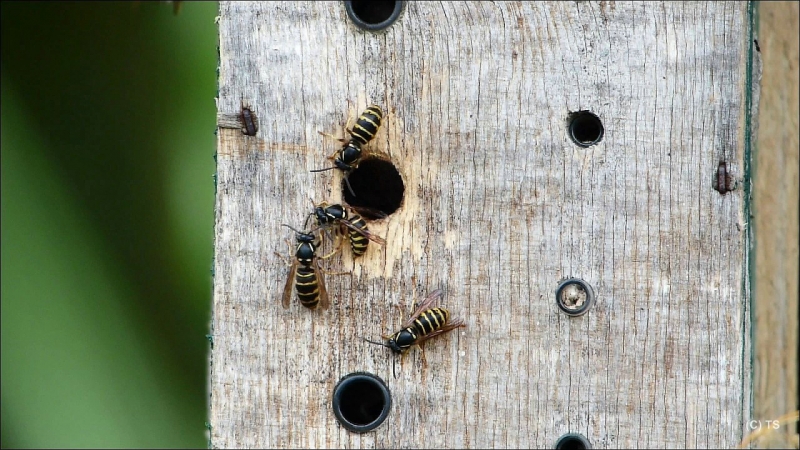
210 2 755 448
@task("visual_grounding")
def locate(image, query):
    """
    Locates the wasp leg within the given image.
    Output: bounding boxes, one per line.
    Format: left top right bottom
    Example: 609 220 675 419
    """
319 229 345 260
274 252 291 266
318 265 350 277
319 103 356 149
319 245 344 261
318 130 349 147
386 301 405 319
343 100 356 135
398 350 410 374
274 238 293 266
409 296 419 315
416 344 429 368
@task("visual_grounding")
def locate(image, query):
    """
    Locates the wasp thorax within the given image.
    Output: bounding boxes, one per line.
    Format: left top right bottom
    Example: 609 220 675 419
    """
324 204 347 220
296 249 315 264
391 329 417 351
337 143 363 167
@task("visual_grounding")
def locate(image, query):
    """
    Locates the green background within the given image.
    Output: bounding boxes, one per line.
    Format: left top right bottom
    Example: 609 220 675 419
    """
2 2 217 448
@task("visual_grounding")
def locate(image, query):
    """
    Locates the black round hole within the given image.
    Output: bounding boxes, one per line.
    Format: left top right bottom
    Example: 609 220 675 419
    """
555 433 592 450
331 372 392 433
343 158 404 219
568 110 604 147
555 278 595 317
345 0 404 31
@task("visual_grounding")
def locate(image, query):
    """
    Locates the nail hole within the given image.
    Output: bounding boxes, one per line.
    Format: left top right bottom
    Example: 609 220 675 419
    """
567 110 604 147
331 372 392 433
555 433 592 450
342 158 404 219
555 278 595 317
345 0 404 31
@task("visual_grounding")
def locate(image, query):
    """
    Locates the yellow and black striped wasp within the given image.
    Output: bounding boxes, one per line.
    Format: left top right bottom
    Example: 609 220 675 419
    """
275 224 335 311
365 289 466 377
311 105 384 196
305 201 387 258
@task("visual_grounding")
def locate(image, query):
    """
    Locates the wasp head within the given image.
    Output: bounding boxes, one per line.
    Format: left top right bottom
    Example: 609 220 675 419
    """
312 206 330 226
295 231 316 244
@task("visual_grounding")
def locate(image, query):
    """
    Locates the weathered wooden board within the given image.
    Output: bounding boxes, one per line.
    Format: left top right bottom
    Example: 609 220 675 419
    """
210 2 755 448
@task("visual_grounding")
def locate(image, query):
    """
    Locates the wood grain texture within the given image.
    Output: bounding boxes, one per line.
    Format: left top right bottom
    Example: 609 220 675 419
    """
210 2 755 448
753 0 799 444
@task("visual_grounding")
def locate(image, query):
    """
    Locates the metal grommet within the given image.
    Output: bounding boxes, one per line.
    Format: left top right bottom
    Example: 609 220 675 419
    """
331 372 392 433
555 433 592 449
567 110 604 147
344 0 404 31
555 278 595 317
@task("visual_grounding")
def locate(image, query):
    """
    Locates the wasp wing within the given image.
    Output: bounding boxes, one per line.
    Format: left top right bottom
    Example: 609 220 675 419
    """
338 219 386 245
315 259 330 310
414 316 466 346
282 260 298 309
400 289 444 329
349 205 389 221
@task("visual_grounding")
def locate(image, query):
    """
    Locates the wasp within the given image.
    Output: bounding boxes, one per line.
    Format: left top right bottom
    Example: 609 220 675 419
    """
310 105 384 196
276 224 333 311
365 289 466 376
305 201 387 258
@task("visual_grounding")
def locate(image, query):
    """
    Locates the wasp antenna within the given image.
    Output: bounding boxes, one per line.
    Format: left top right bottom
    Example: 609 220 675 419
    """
302 211 314 230
281 224 308 235
362 337 389 348
310 166 336 173
343 175 357 197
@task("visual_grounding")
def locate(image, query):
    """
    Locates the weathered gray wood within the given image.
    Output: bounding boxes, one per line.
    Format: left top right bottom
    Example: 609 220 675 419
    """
210 2 755 448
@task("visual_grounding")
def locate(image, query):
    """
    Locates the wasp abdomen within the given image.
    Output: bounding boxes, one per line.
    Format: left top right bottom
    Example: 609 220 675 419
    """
347 214 370 257
295 266 321 309
350 105 383 146
413 308 450 335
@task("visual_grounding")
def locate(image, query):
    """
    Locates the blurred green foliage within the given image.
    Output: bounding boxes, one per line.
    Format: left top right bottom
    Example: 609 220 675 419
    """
1 2 218 447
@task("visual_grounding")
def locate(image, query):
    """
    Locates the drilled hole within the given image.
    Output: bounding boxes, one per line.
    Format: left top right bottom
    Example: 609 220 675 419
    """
568 110 604 147
331 372 392 433
345 0 403 31
555 278 595 317
555 433 592 450
342 158 404 219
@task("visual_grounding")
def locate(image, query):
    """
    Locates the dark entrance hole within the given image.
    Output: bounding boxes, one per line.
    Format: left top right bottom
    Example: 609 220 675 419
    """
331 372 392 433
343 158 404 220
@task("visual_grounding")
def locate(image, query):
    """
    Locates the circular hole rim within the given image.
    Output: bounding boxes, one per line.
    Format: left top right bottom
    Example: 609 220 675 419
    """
567 110 605 147
344 0 404 31
331 371 392 433
555 277 596 317
555 432 593 450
